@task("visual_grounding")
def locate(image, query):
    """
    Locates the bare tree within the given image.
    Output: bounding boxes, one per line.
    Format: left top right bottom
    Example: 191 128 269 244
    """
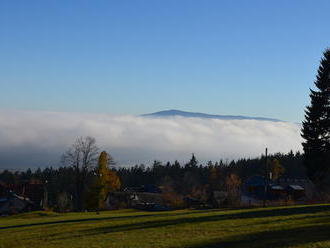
62 136 99 210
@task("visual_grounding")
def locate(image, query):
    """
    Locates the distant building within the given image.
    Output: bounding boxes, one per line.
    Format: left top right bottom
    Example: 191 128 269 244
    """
0 190 37 215
242 175 309 205
0 181 44 215
105 184 170 211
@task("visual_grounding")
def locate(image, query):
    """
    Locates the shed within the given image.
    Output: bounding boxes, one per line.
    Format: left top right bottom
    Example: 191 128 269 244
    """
0 191 35 215
287 185 305 200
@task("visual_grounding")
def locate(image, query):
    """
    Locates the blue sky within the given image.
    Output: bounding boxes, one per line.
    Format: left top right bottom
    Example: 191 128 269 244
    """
0 0 329 122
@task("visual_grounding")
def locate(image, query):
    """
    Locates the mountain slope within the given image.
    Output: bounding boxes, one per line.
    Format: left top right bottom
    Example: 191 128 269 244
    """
142 110 282 122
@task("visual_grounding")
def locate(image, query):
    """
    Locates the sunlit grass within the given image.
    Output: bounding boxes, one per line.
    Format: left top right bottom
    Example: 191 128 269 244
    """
1 204 330 248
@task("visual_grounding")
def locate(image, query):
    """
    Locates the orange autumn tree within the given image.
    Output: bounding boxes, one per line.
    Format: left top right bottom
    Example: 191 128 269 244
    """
225 173 241 207
87 151 121 210
269 158 285 181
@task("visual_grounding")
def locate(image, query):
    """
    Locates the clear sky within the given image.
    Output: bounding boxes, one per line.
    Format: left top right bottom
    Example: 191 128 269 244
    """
1 0 329 122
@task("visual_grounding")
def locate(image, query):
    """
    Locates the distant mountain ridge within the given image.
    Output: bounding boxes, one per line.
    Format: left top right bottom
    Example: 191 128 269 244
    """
142 110 282 122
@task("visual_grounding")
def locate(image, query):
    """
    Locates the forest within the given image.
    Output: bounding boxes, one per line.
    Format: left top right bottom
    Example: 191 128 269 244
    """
0 147 304 211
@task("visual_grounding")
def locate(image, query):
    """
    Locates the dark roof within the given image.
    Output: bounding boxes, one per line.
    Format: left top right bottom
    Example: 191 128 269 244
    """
288 185 304 191
270 185 285 190
123 185 161 193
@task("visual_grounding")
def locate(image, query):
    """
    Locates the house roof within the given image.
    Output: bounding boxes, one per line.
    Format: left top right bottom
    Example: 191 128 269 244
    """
270 185 284 190
288 185 304 190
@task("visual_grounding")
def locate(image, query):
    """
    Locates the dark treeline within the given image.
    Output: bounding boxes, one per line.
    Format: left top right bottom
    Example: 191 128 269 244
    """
0 151 304 209
117 151 304 189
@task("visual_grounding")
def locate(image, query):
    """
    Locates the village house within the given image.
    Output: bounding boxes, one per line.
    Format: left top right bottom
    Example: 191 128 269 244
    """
241 175 312 206
0 181 44 215
105 184 170 210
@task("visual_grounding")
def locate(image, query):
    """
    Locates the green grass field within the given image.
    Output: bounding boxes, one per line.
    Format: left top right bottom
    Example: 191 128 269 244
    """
1 204 330 248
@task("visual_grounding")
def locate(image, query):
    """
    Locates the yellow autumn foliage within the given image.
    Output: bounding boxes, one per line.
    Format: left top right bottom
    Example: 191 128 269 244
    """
86 151 121 210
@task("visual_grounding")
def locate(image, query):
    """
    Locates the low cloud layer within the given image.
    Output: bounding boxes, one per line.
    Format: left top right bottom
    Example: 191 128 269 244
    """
0 110 303 169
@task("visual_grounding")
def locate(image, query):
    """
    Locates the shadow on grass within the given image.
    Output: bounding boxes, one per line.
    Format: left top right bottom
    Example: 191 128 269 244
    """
2 204 330 235
73 204 330 237
0 214 162 230
187 223 330 248
0 211 207 230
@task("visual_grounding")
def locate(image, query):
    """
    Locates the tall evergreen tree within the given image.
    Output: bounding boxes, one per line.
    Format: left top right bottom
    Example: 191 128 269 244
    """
302 49 330 187
185 153 198 169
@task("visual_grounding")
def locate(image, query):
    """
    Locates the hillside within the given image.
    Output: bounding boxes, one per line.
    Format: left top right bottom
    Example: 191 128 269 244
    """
1 204 330 248
142 109 282 122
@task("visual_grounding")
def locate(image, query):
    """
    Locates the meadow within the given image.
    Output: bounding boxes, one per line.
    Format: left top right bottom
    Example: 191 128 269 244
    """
1 204 330 248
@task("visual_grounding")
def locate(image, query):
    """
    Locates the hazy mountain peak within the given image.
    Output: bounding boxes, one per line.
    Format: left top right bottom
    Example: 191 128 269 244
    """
142 109 282 122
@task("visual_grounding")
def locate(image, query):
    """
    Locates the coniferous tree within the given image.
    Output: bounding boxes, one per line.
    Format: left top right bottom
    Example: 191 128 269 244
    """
302 49 330 187
185 153 198 169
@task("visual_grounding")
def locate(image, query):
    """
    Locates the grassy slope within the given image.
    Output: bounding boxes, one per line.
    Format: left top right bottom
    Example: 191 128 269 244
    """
1 204 330 248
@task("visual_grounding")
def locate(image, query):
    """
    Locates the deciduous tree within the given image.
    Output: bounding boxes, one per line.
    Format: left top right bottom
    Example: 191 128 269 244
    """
270 159 285 181
88 151 121 210
62 136 99 210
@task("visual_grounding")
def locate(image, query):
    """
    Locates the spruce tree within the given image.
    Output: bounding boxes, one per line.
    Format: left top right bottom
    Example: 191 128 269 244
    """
302 49 330 187
185 153 198 169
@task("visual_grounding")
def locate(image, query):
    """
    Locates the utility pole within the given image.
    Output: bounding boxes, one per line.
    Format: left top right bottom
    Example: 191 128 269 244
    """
263 148 268 208
43 180 48 210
